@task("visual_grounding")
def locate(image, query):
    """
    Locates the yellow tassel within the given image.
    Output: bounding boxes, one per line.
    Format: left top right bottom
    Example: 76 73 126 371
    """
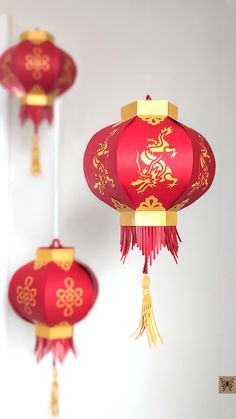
50 366 59 417
133 274 164 347
31 132 41 175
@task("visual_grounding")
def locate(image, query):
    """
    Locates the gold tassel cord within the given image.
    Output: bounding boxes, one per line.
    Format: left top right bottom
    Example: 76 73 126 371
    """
31 132 41 175
133 274 164 347
50 366 59 417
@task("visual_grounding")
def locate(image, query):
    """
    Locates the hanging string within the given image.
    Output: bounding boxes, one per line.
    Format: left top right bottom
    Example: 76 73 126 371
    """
53 100 62 239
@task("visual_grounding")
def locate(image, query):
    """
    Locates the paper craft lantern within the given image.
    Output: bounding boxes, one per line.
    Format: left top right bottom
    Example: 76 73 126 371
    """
9 239 97 416
0 29 77 174
84 97 215 347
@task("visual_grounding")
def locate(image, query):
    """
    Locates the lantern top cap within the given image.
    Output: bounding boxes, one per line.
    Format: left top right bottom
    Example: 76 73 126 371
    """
36 240 74 267
121 99 178 121
20 29 54 43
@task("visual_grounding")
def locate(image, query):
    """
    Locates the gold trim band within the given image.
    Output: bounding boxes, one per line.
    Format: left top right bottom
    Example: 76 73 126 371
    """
121 100 178 121
120 211 177 226
20 30 54 43
35 323 73 340
20 94 54 107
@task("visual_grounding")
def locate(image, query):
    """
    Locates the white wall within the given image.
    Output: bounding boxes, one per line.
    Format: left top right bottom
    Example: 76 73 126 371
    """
0 1 235 418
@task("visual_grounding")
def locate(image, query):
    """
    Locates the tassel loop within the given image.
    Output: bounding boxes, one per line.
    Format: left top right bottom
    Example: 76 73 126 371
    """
51 366 59 417
133 274 163 347
31 132 41 175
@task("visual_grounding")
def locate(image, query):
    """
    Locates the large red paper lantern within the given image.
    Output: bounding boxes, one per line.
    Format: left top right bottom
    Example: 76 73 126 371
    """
84 97 215 347
9 239 97 416
0 29 77 174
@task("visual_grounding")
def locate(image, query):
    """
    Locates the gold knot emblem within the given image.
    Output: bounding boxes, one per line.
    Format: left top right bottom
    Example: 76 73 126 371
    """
25 47 50 80
16 276 37 314
56 277 83 317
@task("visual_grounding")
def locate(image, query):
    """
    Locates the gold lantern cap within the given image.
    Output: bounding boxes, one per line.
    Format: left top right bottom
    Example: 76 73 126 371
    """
20 29 54 43
34 240 74 271
35 323 73 340
112 197 178 227
121 98 178 121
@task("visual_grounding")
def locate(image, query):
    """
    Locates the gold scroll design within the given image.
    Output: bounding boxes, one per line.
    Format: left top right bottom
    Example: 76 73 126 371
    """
29 84 45 95
34 260 73 271
111 196 165 212
93 128 118 195
58 57 74 85
170 199 189 211
0 53 22 96
136 196 165 211
111 198 132 212
56 277 83 317
25 47 50 80
138 115 166 125
131 126 177 194
0 53 14 86
188 135 211 195
16 276 37 315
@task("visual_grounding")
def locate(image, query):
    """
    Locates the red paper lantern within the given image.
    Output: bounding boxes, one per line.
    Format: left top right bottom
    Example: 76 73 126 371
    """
84 97 215 346
0 29 77 174
9 239 97 416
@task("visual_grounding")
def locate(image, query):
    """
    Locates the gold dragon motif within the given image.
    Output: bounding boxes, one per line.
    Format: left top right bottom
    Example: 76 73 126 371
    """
93 129 117 195
188 135 211 195
131 126 178 193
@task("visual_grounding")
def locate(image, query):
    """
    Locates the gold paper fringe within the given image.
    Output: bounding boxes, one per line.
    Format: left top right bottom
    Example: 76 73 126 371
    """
31 132 41 175
133 274 164 347
50 366 59 417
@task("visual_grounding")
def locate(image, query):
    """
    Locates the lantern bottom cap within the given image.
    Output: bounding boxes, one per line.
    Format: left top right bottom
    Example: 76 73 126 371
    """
35 323 73 340
119 210 177 226
19 94 54 107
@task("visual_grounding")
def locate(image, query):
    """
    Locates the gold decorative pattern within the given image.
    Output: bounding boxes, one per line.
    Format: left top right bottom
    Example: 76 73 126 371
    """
34 247 74 271
188 135 211 195
137 196 165 211
131 126 177 193
16 276 37 314
170 199 189 211
55 261 73 271
0 53 15 88
56 277 83 317
25 47 50 80
29 84 45 94
93 129 117 195
58 58 74 85
34 260 73 271
34 260 49 270
111 198 132 212
138 115 166 125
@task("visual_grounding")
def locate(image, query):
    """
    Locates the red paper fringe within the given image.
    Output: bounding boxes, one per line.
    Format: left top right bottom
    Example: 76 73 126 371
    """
35 337 77 365
20 105 53 132
120 226 181 266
